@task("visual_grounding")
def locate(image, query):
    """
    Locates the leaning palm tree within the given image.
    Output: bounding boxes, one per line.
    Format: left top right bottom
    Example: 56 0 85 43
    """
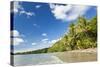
77 16 88 32
68 23 77 50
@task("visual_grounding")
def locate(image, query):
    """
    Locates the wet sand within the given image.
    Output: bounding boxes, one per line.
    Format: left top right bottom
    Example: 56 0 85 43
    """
52 48 97 63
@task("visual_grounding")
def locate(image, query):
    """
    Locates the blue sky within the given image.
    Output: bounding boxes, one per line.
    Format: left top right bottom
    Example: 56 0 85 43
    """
11 1 97 53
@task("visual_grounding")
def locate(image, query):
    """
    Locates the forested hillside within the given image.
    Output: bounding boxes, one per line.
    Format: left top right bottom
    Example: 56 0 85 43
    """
48 16 97 52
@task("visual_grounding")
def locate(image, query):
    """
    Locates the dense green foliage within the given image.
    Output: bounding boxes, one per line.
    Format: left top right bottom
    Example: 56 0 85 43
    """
48 16 97 52
14 16 97 55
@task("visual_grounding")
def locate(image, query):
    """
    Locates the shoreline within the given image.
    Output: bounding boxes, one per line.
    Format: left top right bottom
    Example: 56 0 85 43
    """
14 48 97 55
56 48 97 53
14 48 97 63
51 48 97 55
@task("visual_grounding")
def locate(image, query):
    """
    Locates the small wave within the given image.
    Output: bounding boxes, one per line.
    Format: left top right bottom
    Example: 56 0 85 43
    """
37 55 63 65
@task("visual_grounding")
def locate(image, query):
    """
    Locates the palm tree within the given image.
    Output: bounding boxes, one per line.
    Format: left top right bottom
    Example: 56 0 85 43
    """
77 16 88 32
69 23 76 36
68 23 77 50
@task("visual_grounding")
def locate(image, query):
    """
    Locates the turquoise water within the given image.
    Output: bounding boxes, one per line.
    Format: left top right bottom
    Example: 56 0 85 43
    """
14 53 63 66
14 52 97 66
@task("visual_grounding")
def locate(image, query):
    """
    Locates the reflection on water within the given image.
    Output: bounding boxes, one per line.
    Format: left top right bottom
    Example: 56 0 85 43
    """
14 54 63 66
13 52 97 66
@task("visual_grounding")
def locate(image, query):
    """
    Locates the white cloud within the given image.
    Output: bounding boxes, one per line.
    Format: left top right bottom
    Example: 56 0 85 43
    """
20 10 35 17
49 4 91 21
33 24 37 26
12 1 35 18
49 40 57 44
26 12 34 16
11 30 24 45
13 38 24 45
49 37 62 45
11 30 19 37
35 5 41 8
41 37 62 46
13 1 24 13
33 23 40 28
49 39 59 44
32 43 37 45
42 33 47 37
42 38 48 42
41 38 49 43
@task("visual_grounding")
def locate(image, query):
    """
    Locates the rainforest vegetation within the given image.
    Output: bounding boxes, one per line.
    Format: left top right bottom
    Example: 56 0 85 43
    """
14 16 97 55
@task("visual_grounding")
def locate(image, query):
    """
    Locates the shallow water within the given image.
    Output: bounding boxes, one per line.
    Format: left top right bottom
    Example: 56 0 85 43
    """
13 52 97 66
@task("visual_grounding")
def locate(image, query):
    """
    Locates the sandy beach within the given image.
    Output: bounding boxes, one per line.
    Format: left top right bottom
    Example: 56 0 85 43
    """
52 48 97 63
65 48 97 53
